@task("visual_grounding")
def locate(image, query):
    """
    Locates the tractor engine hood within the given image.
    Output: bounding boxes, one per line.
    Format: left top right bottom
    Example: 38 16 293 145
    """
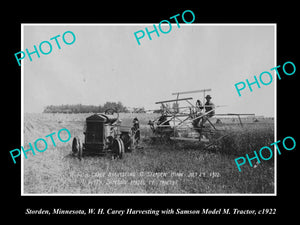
86 113 118 124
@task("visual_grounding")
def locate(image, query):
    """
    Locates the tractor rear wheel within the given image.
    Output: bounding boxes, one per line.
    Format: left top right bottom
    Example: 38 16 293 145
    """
112 138 125 159
120 132 132 152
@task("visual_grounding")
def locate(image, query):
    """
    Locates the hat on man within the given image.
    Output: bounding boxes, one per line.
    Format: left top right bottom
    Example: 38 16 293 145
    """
205 95 212 99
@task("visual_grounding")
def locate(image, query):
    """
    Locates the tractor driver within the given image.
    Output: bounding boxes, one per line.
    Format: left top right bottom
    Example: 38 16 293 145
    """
195 99 203 113
132 117 140 145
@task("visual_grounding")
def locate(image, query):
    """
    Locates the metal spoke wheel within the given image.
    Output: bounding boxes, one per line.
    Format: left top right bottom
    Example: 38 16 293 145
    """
72 136 83 159
112 138 125 159
120 132 132 152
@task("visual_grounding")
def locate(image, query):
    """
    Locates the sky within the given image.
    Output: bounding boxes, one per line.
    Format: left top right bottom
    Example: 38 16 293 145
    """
23 24 275 116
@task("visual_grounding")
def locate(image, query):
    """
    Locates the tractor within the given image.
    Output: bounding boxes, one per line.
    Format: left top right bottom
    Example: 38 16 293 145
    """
71 109 137 159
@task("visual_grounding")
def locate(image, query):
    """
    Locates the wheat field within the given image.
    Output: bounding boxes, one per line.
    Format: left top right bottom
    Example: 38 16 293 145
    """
23 113 275 194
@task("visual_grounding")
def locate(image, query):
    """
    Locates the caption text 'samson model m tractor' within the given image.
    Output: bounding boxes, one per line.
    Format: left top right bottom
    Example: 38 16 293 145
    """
71 109 139 159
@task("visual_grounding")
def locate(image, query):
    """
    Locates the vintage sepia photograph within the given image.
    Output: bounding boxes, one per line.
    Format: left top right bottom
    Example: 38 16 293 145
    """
21 24 276 195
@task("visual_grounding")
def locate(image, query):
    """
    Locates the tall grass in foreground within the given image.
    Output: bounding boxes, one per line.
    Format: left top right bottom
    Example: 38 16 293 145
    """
23 113 275 194
218 124 274 156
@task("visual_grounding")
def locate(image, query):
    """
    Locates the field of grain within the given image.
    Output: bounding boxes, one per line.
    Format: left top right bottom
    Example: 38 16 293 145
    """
23 113 275 194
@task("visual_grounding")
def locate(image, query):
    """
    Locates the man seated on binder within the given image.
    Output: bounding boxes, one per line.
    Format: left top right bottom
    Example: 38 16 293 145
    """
199 95 215 128
204 95 215 117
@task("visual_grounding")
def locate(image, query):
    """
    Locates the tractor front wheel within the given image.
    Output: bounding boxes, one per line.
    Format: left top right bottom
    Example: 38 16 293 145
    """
72 137 83 159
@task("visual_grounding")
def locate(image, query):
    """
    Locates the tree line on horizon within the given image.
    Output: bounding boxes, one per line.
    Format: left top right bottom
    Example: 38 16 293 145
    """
43 102 132 113
43 101 181 114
